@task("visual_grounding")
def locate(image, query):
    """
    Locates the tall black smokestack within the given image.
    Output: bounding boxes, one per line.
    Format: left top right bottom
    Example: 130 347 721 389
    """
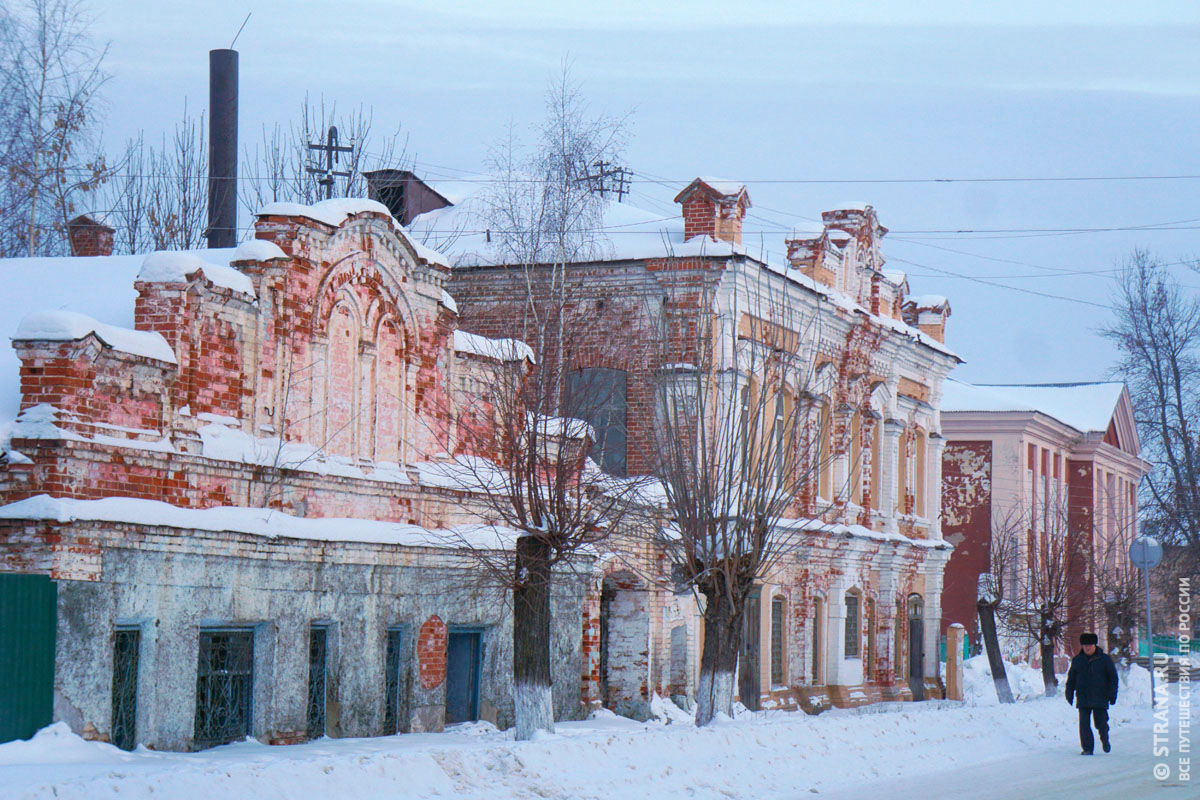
207 48 238 249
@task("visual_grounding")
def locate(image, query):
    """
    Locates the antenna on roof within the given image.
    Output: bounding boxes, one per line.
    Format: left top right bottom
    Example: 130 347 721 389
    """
230 13 251 49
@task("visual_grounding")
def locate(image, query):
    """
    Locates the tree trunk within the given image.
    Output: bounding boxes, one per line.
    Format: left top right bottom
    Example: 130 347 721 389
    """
1040 638 1058 696
977 601 1015 704
696 586 742 726
513 535 554 740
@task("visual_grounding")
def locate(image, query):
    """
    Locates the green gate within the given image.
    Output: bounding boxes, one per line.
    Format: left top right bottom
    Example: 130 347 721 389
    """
0 574 58 743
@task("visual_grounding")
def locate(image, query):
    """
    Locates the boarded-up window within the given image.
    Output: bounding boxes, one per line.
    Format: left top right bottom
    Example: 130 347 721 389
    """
566 368 628 476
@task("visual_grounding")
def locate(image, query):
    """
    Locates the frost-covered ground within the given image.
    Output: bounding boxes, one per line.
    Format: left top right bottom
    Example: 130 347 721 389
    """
0 662 1161 800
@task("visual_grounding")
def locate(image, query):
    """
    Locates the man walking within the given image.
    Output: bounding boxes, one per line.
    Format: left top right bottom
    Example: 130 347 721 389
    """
1065 632 1119 755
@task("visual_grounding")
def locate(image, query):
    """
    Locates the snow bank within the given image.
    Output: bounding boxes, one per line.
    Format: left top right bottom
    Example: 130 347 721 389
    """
138 251 256 296
1120 662 1153 707
0 686 1157 800
962 654 1048 705
13 311 176 364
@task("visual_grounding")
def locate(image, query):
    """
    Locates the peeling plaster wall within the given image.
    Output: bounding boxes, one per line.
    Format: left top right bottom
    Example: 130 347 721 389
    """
49 529 588 750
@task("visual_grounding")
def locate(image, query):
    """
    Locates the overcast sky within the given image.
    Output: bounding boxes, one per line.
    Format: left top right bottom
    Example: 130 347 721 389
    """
89 1 1200 385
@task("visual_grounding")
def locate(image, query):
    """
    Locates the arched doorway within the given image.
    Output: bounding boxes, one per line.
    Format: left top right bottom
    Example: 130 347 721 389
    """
907 593 925 701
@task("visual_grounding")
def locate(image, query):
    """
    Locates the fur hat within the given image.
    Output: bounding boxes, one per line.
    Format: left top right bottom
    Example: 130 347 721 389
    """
1080 632 1099 645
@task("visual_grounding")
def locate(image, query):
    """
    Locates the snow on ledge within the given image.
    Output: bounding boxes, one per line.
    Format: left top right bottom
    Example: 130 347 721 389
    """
0 494 521 551
13 311 177 364
256 198 393 228
453 330 535 363
440 289 459 314
138 251 256 297
232 239 288 262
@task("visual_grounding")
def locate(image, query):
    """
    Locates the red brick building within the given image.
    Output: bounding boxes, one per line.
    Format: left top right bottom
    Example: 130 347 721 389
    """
0 200 590 749
414 177 961 709
939 380 1146 664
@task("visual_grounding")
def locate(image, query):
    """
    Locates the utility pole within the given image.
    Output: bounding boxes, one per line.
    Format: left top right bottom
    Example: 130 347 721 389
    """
307 126 353 200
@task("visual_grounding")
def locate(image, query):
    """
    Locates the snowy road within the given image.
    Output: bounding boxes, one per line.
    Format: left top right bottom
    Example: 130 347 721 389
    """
810 720 1189 800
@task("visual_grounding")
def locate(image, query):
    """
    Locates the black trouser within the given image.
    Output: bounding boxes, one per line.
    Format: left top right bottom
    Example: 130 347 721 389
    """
1078 706 1110 752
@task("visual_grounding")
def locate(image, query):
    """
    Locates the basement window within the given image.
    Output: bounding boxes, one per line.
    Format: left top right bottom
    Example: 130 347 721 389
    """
110 626 140 751
383 627 404 734
306 625 328 739
194 629 254 749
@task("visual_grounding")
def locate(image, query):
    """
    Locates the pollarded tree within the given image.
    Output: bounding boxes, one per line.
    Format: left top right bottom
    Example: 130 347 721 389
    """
649 269 841 726
432 64 637 741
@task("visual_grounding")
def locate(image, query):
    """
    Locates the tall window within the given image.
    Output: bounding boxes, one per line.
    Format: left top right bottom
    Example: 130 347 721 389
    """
111 626 140 751
869 420 881 511
566 368 628 476
849 412 863 505
772 392 789 486
914 428 926 517
194 629 254 750
844 592 861 658
770 597 786 686
818 405 832 500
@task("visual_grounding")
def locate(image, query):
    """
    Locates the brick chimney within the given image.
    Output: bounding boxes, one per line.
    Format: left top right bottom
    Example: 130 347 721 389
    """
364 169 453 226
902 296 951 343
674 178 750 244
67 214 115 257
785 230 837 287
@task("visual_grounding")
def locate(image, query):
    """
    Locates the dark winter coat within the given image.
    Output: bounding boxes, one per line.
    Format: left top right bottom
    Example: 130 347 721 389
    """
1065 647 1119 709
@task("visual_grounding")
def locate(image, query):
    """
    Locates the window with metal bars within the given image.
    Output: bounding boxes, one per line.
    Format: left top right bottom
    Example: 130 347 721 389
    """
306 626 328 739
383 627 403 734
844 593 861 658
111 627 140 751
194 629 254 750
770 597 785 687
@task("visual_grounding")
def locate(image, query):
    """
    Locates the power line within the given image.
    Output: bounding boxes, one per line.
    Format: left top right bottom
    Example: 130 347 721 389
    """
886 256 1114 309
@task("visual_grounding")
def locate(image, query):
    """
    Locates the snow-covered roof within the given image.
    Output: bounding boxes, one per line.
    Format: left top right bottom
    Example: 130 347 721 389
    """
941 379 1125 434
257 197 395 228
408 179 958 363
13 311 177 364
453 330 535 363
907 294 949 309
694 177 748 197
0 494 520 551
0 248 236 449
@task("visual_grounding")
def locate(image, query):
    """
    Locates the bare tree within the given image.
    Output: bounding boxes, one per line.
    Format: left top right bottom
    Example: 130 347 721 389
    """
988 493 1083 695
433 64 633 740
0 0 112 257
649 270 841 726
103 106 208 254
1103 252 1200 553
